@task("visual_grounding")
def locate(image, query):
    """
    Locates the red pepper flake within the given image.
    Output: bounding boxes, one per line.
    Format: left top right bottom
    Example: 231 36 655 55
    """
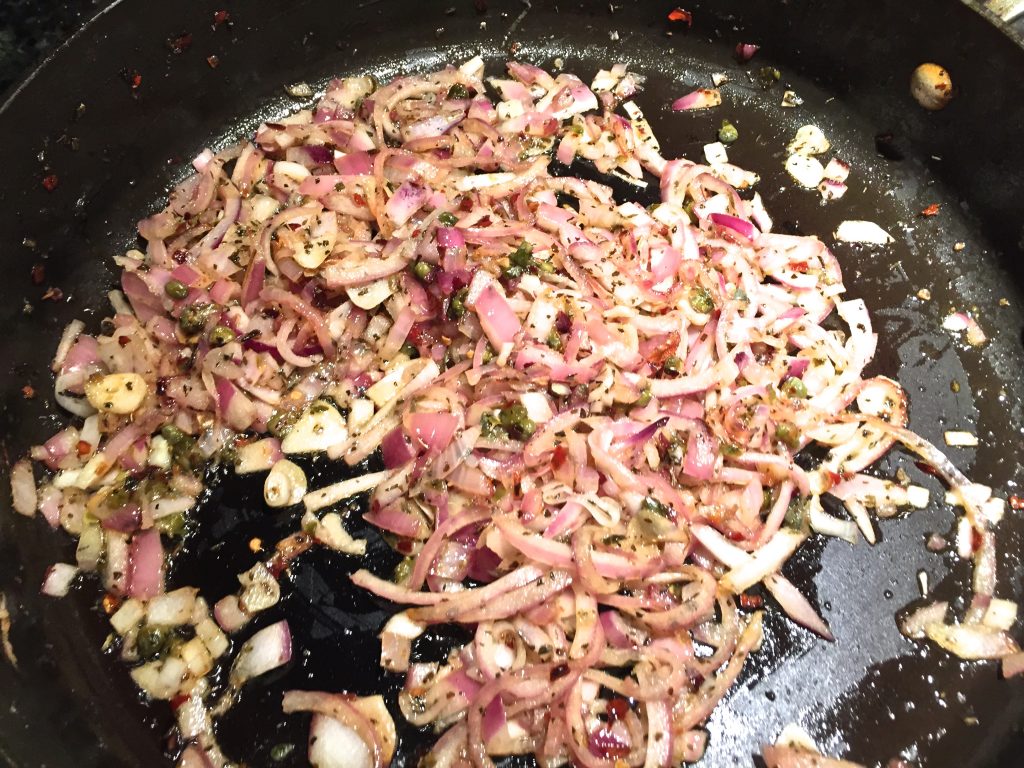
166 32 193 54
21 385 35 400
206 55 221 69
920 203 940 217
77 440 92 456
667 7 693 25
551 444 569 470
169 693 189 711
101 593 121 614
120 68 143 89
459 196 474 211
41 286 64 302
213 10 231 26
739 593 764 609
352 192 367 207
41 174 59 192
30 264 45 284
1010 495 1024 511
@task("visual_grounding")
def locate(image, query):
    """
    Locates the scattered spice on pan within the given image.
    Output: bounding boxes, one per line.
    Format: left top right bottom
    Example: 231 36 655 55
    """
21 385 35 400
30 264 45 285
206 55 220 69
920 203 941 217
41 174 58 192
166 32 193 54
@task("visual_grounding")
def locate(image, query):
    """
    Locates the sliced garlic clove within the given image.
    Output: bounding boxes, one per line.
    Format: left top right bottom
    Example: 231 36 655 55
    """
84 373 148 414
292 211 338 270
280 401 349 454
264 459 307 508
345 276 395 309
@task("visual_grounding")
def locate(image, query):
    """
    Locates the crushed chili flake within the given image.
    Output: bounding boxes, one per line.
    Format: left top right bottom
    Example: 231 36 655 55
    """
120 68 143 89
41 174 59 192
41 286 64 302
206 55 221 69
21 385 35 400
30 264 45 284
77 440 92 456
352 192 367 207
166 32 193 54
667 8 693 25
920 203 940 217
1009 495 1024 511
739 593 764 609
101 593 122 614
213 10 231 26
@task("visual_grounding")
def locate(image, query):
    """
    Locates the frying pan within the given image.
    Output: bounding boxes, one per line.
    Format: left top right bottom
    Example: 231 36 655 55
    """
1 0 1023 765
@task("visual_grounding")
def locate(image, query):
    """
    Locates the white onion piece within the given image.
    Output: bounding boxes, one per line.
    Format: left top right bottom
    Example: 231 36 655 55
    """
10 459 37 516
346 277 394 310
303 511 367 555
41 563 79 597
303 470 389 513
147 587 199 627
719 529 806 593
899 601 948 639
808 496 858 544
234 438 283 474
309 714 374 768
785 154 825 188
762 744 864 768
924 622 1020 659
833 220 894 245
786 125 830 156
229 619 292 687
944 430 978 447
982 599 1018 632
51 319 85 372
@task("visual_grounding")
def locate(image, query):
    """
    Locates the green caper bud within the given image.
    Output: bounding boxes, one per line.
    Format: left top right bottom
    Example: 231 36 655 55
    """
689 286 714 314
160 424 187 445
781 377 808 399
412 260 435 282
164 279 189 300
447 287 468 320
718 120 739 145
208 325 236 347
178 303 212 335
775 421 801 449
136 624 170 661
662 356 683 376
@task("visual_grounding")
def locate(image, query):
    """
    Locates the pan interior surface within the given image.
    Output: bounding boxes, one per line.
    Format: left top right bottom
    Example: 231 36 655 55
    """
0 2 1022 767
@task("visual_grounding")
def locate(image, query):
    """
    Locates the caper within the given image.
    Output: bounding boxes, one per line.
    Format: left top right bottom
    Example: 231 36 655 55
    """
446 83 470 100
412 260 435 282
781 377 808 399
393 556 415 584
267 409 301 439
399 341 419 359
662 356 683 376
635 384 652 408
689 286 714 314
178 302 213 335
774 421 801 449
136 624 171 661
164 279 189 300
447 287 468 320
270 744 295 762
641 496 671 518
160 424 188 445
665 435 684 465
156 512 186 537
208 325 236 347
546 329 564 352
718 120 739 145
437 211 458 227
480 411 507 440
498 403 536 440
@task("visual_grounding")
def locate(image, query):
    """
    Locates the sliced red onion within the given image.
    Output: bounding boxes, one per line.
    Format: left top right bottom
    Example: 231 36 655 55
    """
735 43 760 62
671 89 722 111
41 563 79 597
230 619 292 686
472 283 521 350
127 529 165 599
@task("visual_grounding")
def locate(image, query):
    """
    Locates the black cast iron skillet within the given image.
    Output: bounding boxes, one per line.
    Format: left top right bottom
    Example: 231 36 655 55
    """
1 1 1024 765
